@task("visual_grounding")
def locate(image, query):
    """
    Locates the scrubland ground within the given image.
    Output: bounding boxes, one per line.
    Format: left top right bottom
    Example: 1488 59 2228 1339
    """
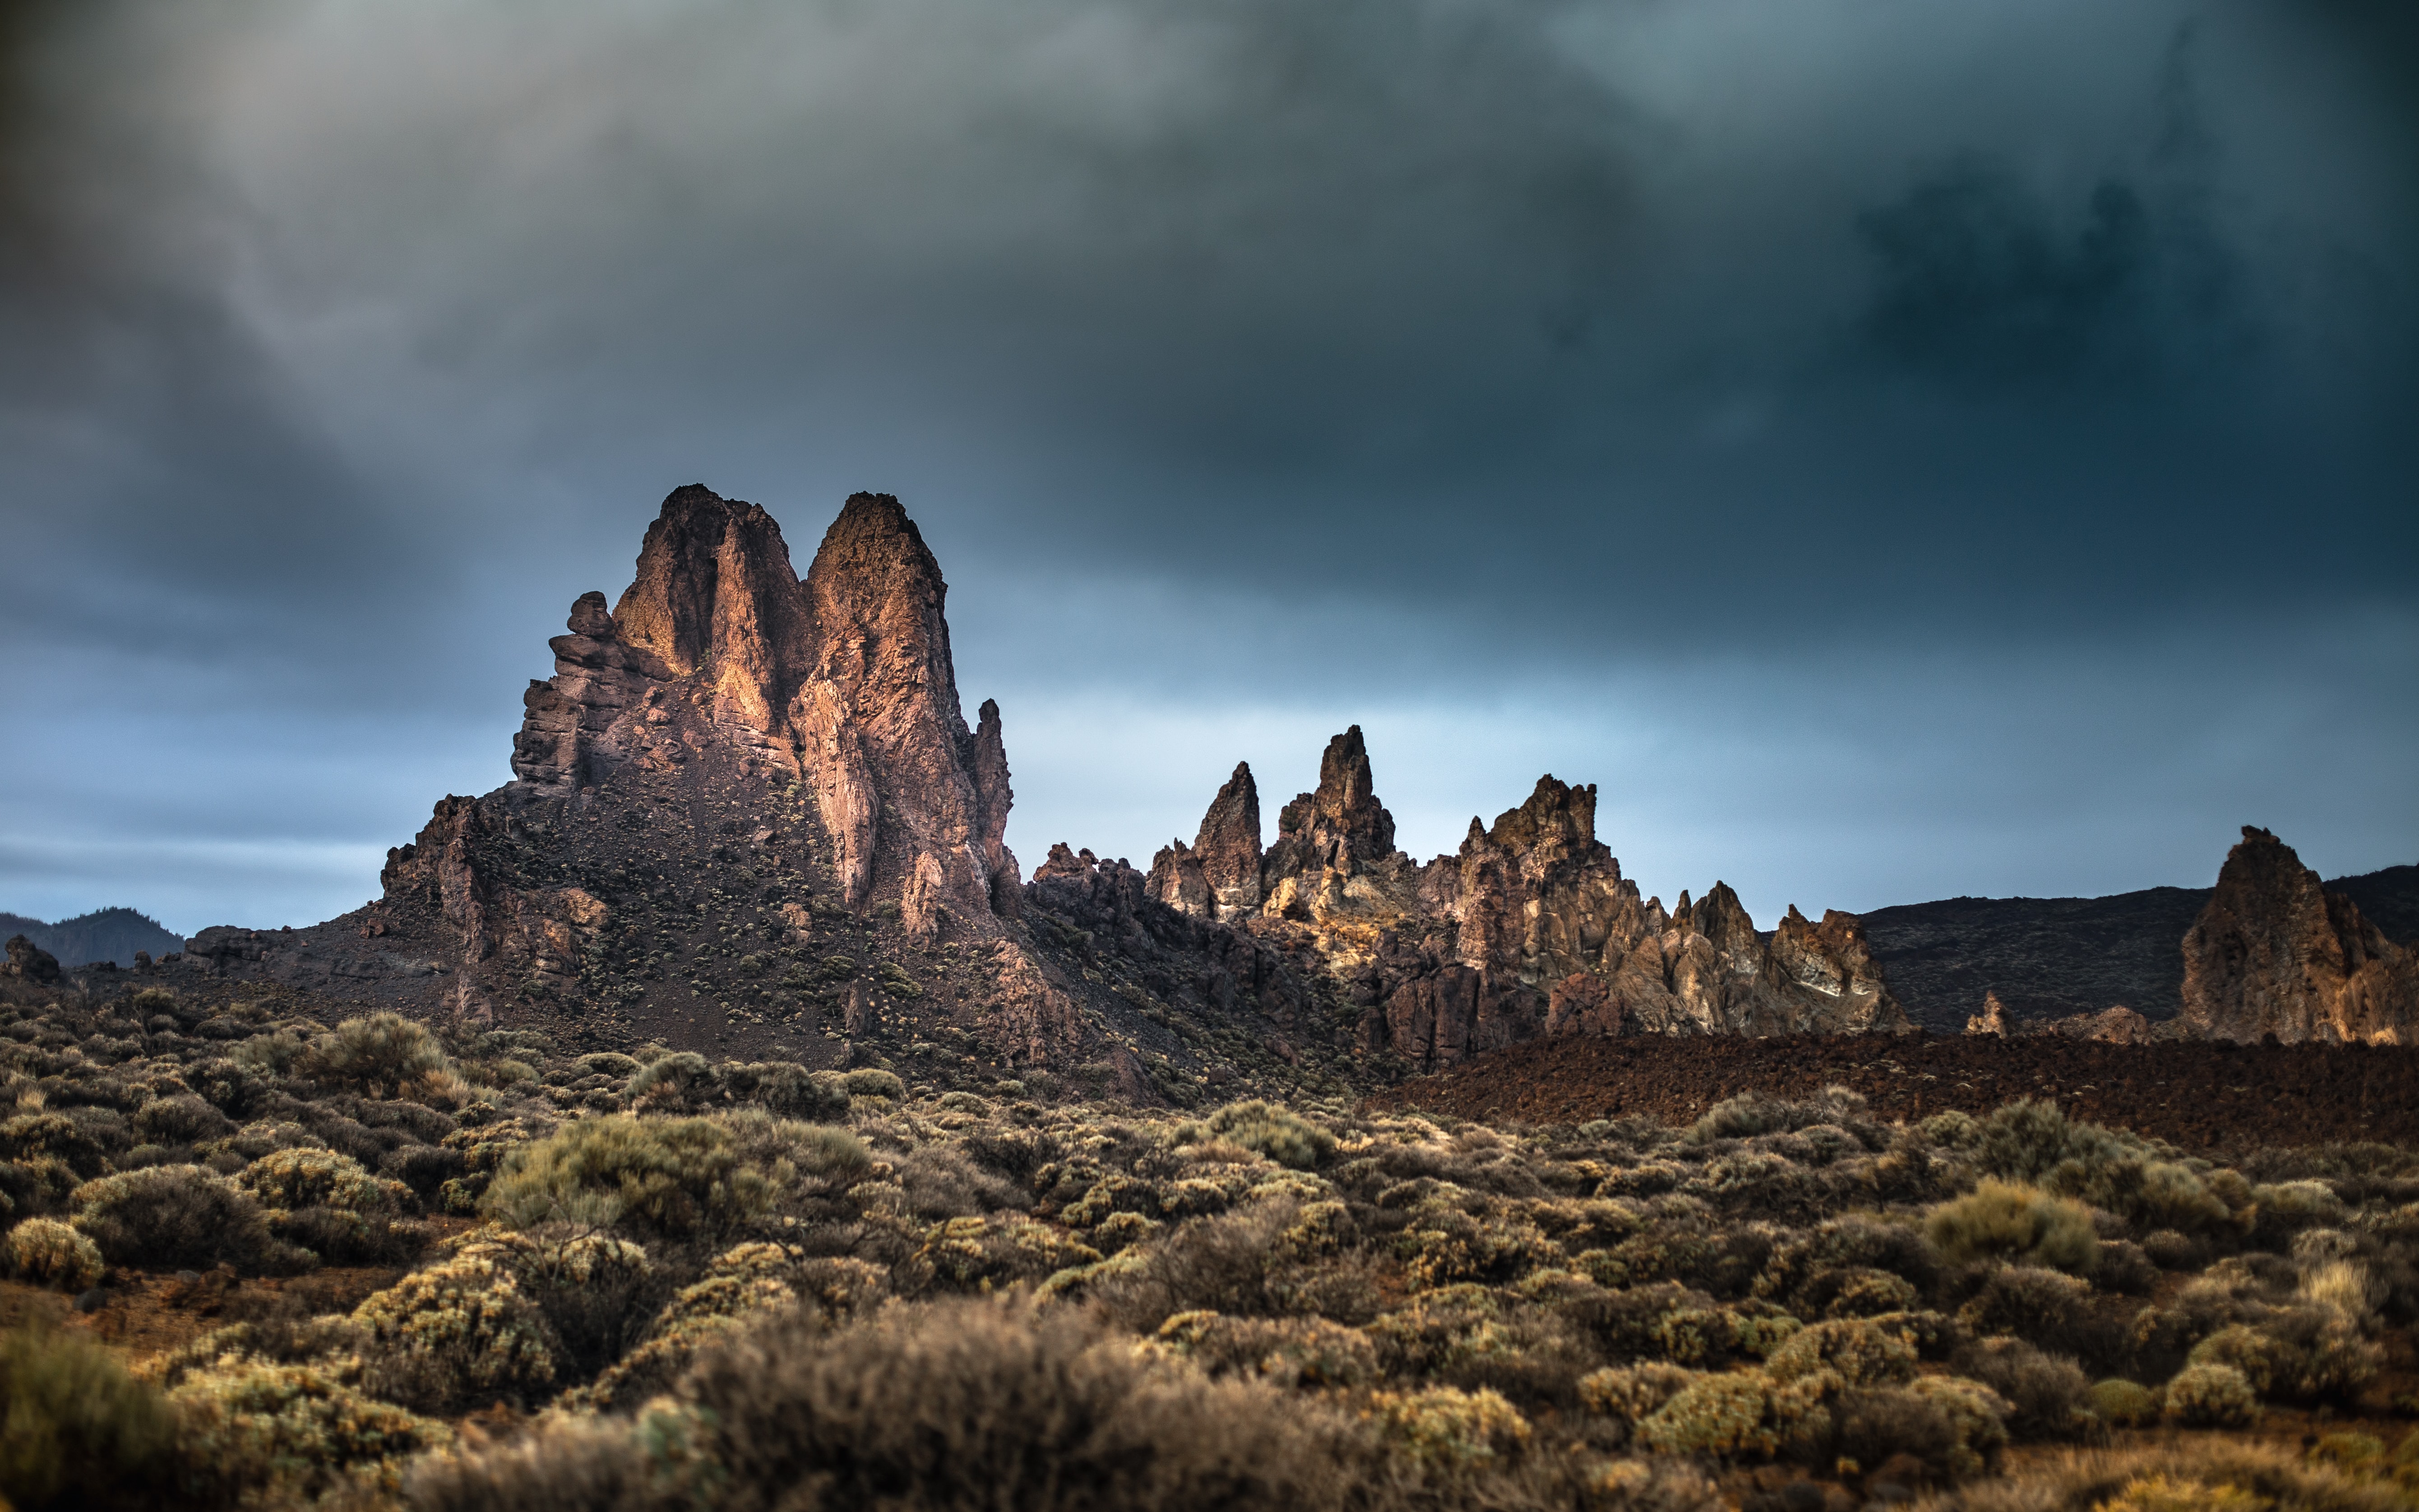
1 976 2417 1512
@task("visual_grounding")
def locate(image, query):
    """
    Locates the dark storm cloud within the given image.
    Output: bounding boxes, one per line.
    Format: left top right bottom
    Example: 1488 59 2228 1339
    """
1 0 2413 929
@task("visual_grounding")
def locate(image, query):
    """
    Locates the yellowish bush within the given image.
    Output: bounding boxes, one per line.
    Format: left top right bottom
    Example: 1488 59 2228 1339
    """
5 1217 102 1291
1926 1179 2099 1276
1636 1369 1833 1459
1361 1385 1531 1472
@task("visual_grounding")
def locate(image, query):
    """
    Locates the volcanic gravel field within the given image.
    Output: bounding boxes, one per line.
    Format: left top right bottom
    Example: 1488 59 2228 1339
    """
1366 1033 2419 1151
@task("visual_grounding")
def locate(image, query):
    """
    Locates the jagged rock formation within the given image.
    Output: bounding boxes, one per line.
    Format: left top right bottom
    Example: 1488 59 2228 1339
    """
164 486 1318 1101
1965 991 2011 1036
1152 733 1908 1072
2179 827 2419 1045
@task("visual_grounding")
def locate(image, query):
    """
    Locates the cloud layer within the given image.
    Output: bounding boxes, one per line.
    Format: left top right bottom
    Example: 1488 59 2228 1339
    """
2 0 2413 934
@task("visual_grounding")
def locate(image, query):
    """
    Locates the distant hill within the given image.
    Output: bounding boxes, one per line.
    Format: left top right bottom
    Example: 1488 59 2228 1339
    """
0 907 185 969
1863 862 2419 1034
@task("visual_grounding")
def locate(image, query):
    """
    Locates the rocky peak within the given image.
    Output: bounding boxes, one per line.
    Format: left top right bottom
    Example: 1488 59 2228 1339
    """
1275 726 1395 867
2180 826 2418 1044
1965 990 2011 1036
1195 763 1264 917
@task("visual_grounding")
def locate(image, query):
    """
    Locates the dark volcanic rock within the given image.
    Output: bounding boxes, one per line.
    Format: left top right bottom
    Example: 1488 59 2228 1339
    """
1862 888 2210 1032
4 934 61 984
1863 859 2416 1035
2180 827 2419 1045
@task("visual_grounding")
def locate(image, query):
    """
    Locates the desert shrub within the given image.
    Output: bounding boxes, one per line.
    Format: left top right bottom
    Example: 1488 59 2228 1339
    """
0 1114 111 1179
1174 1100 1337 1170
69 1165 287 1272
720 1061 851 1121
574 1052 641 1080
1914 1442 2406 1512
1085 1200 1316 1328
6 1217 102 1291
482 1115 777 1240
2191 1309 2379 1404
352 1243 561 1413
912 1212 1101 1291
2252 1181 2350 1247
1956 1267 2100 1360
1685 1087 1874 1146
1833 1379 2011 1483
415 1296 1367 1512
237 1145 409 1213
1153 1310 1378 1387
1806 1266 1922 1318
1361 1385 1531 1473
1399 1201 1555 1290
1636 1369 1832 1460
2088 1377 2160 1427
2164 1361 2260 1427
840 1067 905 1100
1951 1336 2092 1439
2139 1229 2202 1270
1765 1317 1917 1387
131 1093 234 1147
1580 1362 1702 1421
1926 1179 2099 1276
166 1356 451 1506
2096 1240 2161 1296
305 1013 449 1097
1974 1100 2128 1184
0 1327 180 1512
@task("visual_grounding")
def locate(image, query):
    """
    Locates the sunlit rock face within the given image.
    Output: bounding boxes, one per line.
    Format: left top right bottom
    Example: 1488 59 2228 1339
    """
1156 729 1911 1073
2180 827 2419 1045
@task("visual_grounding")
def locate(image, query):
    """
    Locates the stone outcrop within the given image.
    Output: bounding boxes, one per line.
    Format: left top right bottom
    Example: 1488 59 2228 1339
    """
3 935 60 984
1150 731 1910 1072
1965 991 2011 1036
2179 827 2419 1045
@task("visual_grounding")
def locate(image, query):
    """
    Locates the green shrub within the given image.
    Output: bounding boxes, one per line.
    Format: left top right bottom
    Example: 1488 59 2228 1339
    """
0 1327 179 1512
1765 1318 1918 1387
2163 1362 2259 1427
1174 1100 1338 1171
1361 1385 1531 1473
166 1356 451 1505
351 1243 561 1412
912 1213 1101 1292
6 1217 102 1291
2088 1377 2161 1427
1635 1369 1832 1459
1951 1336 2092 1439
130 1094 235 1147
841 1068 905 1100
1956 1267 2098 1359
1579 1362 1702 1422
305 1013 449 1097
1925 1179 2099 1276
236 1146 408 1213
69 1165 287 1272
481 1115 777 1240
720 1062 851 1121
1153 1310 1378 1388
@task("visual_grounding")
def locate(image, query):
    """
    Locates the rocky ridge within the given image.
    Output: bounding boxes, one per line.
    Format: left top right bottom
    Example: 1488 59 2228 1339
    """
1148 727 1909 1072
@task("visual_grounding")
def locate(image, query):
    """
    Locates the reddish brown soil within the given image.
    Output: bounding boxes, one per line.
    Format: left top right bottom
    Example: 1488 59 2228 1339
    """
1367 1034 2419 1152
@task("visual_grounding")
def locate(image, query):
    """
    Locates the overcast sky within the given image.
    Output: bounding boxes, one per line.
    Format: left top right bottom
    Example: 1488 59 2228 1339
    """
2 0 2413 938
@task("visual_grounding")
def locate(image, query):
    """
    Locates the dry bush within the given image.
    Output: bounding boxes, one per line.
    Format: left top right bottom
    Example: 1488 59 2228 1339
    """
1950 1337 2093 1440
69 1164 296 1273
412 1296 1369 1512
5 1217 103 1291
1173 1100 1337 1170
1927 1181 2099 1277
1910 1441 2407 1512
481 1114 777 1240
0 1327 180 1512
305 1013 450 1098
